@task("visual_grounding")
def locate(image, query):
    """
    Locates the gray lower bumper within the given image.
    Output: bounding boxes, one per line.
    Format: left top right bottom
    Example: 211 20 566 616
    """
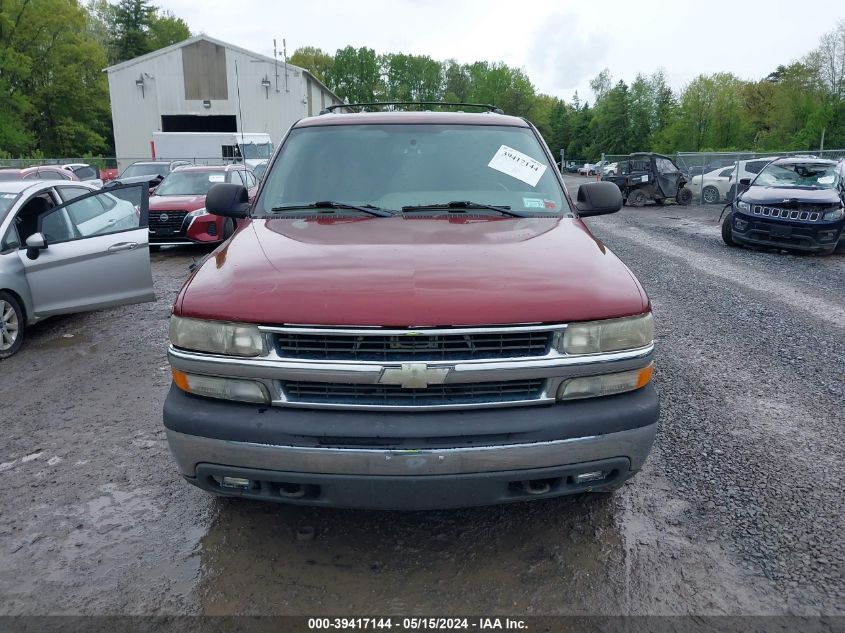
166 423 657 478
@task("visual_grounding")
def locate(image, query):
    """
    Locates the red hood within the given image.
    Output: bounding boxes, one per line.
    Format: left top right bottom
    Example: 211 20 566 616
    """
149 194 206 211
176 216 648 326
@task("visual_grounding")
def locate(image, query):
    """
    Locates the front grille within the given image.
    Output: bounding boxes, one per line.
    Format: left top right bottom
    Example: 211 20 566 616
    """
149 210 188 236
275 331 552 361
751 205 822 221
283 379 546 406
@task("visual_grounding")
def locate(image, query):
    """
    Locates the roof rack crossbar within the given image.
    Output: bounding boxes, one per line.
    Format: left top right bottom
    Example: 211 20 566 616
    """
319 101 504 115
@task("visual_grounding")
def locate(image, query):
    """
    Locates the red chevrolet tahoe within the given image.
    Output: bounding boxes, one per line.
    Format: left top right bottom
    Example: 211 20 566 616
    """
163 107 658 510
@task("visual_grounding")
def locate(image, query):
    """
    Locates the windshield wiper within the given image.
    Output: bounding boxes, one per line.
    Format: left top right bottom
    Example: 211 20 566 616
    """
270 201 395 217
401 201 529 217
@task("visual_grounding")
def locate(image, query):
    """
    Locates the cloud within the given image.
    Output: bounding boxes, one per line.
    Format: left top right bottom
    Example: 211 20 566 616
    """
527 11 611 99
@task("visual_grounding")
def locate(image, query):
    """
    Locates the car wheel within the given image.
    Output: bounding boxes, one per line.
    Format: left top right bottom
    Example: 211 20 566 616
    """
0 291 25 359
676 187 693 205
702 185 720 204
721 213 737 247
654 198 665 206
627 189 647 207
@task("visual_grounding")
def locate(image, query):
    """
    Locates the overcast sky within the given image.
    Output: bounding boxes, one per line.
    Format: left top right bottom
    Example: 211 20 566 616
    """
157 0 843 102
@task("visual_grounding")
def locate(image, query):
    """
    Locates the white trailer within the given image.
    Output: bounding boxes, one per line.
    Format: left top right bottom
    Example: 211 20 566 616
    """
151 132 274 171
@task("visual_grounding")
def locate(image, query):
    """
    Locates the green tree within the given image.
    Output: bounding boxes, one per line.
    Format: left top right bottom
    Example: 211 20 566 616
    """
382 53 442 102
147 10 189 51
290 46 334 83
109 0 154 63
324 46 382 104
0 0 111 155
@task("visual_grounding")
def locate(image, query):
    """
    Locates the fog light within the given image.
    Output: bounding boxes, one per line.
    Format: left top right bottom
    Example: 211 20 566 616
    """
172 369 270 404
557 364 653 401
221 476 251 489
575 471 606 484
734 218 748 231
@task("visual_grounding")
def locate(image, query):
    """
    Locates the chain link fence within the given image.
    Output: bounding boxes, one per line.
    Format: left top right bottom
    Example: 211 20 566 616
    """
589 150 845 204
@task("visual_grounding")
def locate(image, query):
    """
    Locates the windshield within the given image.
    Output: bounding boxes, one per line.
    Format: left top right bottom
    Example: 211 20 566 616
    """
755 162 840 189
121 163 167 178
155 171 226 196
239 142 274 159
256 124 566 216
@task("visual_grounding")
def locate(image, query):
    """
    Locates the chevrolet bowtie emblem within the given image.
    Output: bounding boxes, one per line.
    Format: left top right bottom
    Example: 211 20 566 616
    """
379 363 450 389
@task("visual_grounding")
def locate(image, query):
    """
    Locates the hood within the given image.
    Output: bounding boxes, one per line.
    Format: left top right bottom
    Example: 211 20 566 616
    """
742 185 842 205
177 216 649 327
149 194 206 211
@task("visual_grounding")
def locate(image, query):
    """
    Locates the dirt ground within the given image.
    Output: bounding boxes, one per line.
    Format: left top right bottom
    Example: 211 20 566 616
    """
1 177 843 616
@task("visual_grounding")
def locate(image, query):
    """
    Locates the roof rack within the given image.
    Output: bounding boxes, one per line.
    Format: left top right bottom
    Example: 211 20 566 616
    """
319 101 504 115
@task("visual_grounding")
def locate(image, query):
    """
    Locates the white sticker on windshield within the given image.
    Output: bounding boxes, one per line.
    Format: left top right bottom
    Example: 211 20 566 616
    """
488 145 547 187
818 175 834 184
522 197 545 208
208 174 225 182
641 175 648 182
1 194 16 199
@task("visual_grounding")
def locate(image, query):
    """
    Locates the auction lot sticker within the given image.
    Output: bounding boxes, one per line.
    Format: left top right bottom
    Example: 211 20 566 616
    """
488 145 546 187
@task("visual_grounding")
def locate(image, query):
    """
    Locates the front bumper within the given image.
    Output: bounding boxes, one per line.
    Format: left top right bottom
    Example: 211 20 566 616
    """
731 212 844 252
163 384 659 509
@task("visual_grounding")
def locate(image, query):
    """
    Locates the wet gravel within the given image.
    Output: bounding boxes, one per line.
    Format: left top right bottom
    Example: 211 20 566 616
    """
0 185 843 616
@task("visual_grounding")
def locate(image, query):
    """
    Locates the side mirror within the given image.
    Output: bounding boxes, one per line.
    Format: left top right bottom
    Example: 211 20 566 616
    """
740 178 751 186
575 181 623 217
25 233 46 260
206 183 250 218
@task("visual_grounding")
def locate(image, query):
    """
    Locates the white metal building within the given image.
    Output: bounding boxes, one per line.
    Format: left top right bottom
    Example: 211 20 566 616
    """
105 35 344 167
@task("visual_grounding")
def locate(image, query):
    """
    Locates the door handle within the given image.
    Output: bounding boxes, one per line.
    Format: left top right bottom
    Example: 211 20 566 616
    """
108 242 139 252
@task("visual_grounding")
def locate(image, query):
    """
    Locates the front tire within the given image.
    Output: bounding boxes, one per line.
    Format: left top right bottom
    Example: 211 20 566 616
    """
676 187 693 205
0 291 25 359
627 189 647 207
702 185 720 204
721 213 737 247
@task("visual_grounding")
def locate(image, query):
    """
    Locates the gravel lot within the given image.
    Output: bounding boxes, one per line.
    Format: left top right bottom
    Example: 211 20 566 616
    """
0 176 842 616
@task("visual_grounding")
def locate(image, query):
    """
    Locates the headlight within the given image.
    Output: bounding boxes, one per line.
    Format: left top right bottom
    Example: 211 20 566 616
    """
185 207 208 219
557 364 654 401
736 200 750 211
172 369 270 404
823 206 844 221
170 316 263 356
558 313 653 355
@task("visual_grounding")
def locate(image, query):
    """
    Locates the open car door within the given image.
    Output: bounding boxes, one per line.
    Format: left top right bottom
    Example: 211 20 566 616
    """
655 156 684 198
19 183 155 317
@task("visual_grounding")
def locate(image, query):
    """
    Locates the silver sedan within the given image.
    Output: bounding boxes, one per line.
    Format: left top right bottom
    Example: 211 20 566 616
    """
0 179 154 358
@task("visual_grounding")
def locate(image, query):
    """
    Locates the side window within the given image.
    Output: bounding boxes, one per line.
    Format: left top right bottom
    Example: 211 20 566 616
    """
22 171 40 180
38 169 68 180
229 170 246 186
58 186 94 203
244 170 256 188
1 224 21 252
39 189 139 243
745 161 766 174
719 168 734 178
71 166 97 180
657 158 678 173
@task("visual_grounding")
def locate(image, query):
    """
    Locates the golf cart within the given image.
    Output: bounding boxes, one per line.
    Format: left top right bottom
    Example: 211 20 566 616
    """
602 152 694 206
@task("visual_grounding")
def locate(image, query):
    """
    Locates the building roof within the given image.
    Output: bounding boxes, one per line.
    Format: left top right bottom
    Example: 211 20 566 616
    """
103 34 341 104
